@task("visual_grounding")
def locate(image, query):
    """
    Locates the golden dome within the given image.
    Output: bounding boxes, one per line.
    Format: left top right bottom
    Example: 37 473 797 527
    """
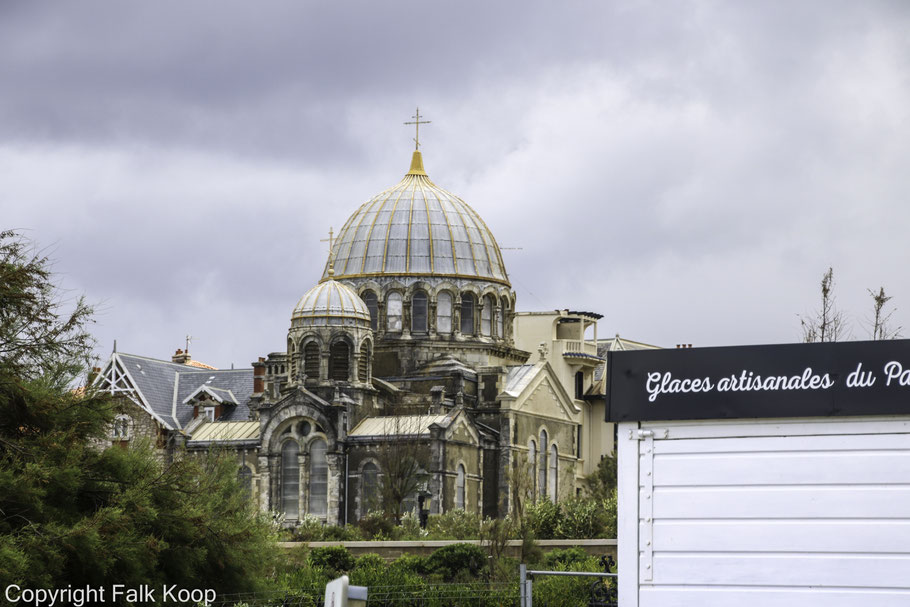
321 151 510 286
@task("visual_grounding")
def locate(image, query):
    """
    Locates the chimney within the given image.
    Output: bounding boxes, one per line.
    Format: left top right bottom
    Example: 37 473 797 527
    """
172 348 191 364
429 385 445 414
253 357 266 394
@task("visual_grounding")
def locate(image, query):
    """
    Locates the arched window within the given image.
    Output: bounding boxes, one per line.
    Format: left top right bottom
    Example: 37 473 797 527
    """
362 291 378 331
538 429 548 499
308 439 328 517
281 441 300 518
461 293 475 335
528 440 537 495
358 341 370 382
412 291 428 333
361 462 379 514
111 414 131 440
548 444 558 501
481 295 494 336
437 292 453 334
330 341 350 381
387 292 402 332
455 464 466 510
304 342 320 379
238 465 253 498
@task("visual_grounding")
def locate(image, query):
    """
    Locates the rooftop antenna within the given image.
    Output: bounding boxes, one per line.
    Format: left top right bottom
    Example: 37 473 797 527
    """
185 334 192 354
404 107 431 150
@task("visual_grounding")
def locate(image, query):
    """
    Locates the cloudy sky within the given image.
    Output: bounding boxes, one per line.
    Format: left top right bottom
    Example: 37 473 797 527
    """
3 1 908 369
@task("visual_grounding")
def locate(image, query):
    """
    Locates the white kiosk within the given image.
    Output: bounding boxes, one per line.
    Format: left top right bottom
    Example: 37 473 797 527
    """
607 340 910 607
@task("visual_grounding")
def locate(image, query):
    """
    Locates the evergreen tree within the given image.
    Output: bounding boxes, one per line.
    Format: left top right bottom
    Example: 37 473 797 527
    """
0 231 278 599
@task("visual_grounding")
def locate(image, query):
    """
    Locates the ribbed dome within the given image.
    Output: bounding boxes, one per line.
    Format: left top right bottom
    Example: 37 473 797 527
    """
322 151 510 286
292 278 371 327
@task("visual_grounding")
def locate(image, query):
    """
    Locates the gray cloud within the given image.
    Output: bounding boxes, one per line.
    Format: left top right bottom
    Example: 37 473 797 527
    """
1 0 909 367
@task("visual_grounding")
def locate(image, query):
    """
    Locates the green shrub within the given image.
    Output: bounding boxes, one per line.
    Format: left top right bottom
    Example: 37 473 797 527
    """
555 497 604 539
395 510 424 540
543 547 589 569
601 489 617 539
426 542 487 582
358 510 396 540
353 552 386 571
308 545 355 576
389 554 430 575
526 497 560 539
426 508 481 539
294 514 326 541
321 524 364 541
349 553 427 594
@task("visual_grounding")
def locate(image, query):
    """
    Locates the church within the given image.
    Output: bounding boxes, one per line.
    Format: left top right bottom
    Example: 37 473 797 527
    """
94 121 655 526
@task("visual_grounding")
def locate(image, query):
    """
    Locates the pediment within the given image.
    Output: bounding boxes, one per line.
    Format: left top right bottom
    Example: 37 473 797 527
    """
444 414 480 444
512 368 578 422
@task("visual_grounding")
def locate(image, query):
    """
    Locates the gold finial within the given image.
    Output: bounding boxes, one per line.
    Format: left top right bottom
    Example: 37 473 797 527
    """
404 107 431 150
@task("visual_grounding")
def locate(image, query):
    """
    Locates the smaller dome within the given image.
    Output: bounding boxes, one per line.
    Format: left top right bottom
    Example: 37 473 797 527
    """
292 278 371 328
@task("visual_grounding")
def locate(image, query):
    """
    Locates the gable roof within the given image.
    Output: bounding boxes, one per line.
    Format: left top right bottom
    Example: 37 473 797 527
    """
96 352 253 430
594 335 660 383
499 361 580 421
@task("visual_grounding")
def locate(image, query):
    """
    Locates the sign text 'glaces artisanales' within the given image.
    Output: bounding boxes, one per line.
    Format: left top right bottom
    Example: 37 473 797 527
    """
606 340 910 422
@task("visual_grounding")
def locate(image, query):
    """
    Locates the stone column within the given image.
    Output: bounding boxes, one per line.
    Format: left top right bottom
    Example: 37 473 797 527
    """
429 300 437 337
352 352 361 383
299 452 309 520
320 351 330 385
258 455 271 513
268 454 281 513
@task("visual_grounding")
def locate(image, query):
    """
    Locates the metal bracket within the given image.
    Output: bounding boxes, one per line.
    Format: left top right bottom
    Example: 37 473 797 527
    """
640 431 655 582
632 428 669 440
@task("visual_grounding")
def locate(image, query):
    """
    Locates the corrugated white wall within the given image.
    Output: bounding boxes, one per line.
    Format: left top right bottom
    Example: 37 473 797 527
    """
618 417 910 607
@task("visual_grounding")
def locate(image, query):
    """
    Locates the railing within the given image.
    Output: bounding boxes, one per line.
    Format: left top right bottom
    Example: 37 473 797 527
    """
561 340 599 357
519 557 618 607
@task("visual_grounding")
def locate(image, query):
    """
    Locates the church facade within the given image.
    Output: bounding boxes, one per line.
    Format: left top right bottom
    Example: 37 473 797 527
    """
95 144 652 526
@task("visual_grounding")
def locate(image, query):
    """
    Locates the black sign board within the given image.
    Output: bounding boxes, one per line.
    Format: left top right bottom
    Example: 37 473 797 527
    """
606 339 910 422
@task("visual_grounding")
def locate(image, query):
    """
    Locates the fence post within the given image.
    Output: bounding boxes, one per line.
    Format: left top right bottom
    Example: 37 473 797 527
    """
519 564 527 607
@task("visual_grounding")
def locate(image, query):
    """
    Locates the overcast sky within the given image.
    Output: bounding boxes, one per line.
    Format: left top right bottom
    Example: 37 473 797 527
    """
2 1 909 369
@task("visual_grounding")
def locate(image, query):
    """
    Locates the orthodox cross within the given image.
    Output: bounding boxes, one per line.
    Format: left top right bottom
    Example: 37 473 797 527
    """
404 107 431 150
321 227 336 271
320 227 335 255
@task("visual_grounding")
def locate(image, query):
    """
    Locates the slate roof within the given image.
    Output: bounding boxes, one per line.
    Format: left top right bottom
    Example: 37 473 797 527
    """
501 364 540 398
105 353 253 430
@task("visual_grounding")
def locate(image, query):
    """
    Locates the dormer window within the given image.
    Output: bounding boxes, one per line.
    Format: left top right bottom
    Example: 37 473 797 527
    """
203 406 216 422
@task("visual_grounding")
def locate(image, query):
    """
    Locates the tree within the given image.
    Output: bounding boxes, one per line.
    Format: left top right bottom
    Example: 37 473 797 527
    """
372 415 431 523
585 454 617 502
868 286 902 340
0 231 279 597
800 267 849 342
